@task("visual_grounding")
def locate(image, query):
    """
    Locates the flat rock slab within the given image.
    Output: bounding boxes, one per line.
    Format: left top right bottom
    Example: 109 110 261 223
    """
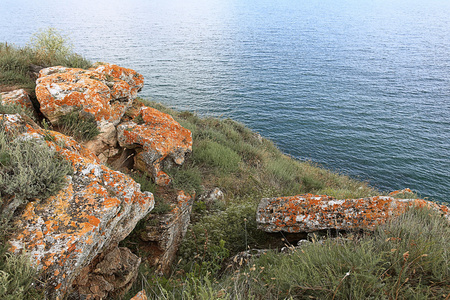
257 194 450 233
2 114 154 299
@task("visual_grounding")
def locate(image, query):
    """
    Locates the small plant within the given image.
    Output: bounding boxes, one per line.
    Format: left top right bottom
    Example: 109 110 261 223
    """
28 27 73 61
167 166 203 194
0 125 73 216
133 114 145 125
58 108 100 142
152 200 172 215
0 100 36 122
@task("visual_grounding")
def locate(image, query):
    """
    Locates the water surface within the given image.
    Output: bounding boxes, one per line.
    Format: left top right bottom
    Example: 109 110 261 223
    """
1 0 449 202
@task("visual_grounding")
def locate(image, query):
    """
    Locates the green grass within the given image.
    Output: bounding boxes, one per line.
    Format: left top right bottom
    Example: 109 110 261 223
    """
0 99 36 122
136 207 449 300
57 108 100 142
0 28 91 94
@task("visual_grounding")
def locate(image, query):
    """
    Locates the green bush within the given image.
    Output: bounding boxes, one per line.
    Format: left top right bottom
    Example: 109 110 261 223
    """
1 29 91 93
0 243 43 300
0 126 73 215
167 166 203 194
178 201 266 276
58 108 100 142
28 27 73 59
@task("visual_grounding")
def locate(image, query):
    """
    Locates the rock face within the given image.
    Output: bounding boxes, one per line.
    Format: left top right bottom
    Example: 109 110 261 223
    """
0 89 34 109
71 246 141 299
257 194 450 233
3 114 154 299
35 64 144 127
117 106 192 186
141 191 194 274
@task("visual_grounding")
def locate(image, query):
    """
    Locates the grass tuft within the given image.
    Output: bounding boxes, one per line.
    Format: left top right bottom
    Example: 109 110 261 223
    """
57 108 100 142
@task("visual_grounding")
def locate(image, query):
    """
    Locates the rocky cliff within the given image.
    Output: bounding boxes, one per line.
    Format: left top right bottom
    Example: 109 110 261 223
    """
1 64 194 299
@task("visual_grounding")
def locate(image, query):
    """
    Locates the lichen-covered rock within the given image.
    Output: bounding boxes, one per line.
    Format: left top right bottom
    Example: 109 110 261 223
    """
117 106 192 186
71 246 141 299
141 191 194 274
130 290 148 300
3 114 154 299
0 89 34 109
198 187 224 209
257 194 450 233
35 64 144 127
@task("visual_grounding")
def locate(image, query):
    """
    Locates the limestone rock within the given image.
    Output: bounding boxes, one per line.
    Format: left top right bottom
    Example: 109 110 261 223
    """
83 122 118 162
117 106 192 186
71 246 141 299
35 64 144 127
3 114 154 299
198 187 224 209
0 89 34 109
130 290 148 300
257 194 450 233
141 191 194 274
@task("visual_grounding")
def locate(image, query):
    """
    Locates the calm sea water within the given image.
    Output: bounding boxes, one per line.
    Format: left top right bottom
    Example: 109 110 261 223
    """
1 0 449 203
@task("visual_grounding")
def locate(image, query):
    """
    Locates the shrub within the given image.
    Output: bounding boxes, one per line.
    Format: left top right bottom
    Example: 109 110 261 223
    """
0 245 42 300
28 27 73 62
1 29 91 93
0 126 73 216
167 166 203 194
58 108 100 142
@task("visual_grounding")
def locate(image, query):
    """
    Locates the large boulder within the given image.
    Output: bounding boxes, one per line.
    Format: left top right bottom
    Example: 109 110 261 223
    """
2 114 154 299
35 64 144 128
257 194 450 233
117 106 192 186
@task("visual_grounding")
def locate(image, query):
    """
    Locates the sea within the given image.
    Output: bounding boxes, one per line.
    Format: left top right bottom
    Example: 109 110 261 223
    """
1 0 449 203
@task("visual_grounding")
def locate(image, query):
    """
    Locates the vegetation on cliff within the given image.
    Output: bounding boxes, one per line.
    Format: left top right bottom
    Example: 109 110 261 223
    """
0 30 449 299
123 102 449 300
0 28 91 95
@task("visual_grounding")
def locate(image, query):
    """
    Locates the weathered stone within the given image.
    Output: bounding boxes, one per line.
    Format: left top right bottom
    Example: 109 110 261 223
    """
71 246 141 299
130 290 148 300
257 194 450 233
35 64 144 128
117 106 192 186
198 187 224 209
141 191 194 274
3 114 154 299
83 122 118 161
0 89 34 109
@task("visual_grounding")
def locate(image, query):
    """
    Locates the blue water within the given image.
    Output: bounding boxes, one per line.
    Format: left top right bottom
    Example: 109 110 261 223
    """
1 0 449 203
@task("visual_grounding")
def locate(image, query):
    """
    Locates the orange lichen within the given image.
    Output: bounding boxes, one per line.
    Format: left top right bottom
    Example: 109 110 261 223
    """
0 89 34 109
4 114 154 299
130 290 148 300
118 106 192 186
257 194 450 233
36 64 144 126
